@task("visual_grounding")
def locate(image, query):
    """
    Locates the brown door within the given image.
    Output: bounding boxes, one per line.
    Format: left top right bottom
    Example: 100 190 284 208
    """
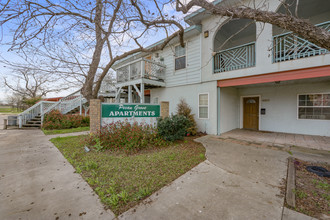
243 97 259 130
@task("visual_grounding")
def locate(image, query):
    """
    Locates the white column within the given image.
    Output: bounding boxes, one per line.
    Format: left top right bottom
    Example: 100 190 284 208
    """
79 94 82 115
140 83 145 103
255 22 273 68
141 59 145 78
128 85 132 103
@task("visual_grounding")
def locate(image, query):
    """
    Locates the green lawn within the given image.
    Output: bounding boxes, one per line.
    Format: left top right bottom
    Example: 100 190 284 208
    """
42 126 90 135
50 135 205 215
0 107 22 113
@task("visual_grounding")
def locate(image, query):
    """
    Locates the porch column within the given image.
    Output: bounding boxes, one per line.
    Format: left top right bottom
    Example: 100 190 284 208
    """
140 83 144 103
128 85 132 103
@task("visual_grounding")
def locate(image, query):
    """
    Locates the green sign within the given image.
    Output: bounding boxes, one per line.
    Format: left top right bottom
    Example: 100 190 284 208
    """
102 104 160 118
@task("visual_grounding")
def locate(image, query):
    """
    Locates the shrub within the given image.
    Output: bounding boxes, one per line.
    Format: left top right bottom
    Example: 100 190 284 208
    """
42 110 90 130
85 121 167 154
157 114 190 141
176 98 197 136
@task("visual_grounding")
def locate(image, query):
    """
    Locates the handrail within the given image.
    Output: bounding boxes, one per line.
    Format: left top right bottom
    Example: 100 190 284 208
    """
214 42 256 54
273 21 329 63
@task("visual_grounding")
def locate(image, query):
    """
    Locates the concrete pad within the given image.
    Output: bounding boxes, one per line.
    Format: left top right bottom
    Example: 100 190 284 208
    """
120 135 288 220
282 207 318 220
119 161 284 220
0 130 115 220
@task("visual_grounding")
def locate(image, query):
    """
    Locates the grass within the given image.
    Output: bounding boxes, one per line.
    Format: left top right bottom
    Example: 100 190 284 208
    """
0 107 23 113
50 135 206 215
42 126 90 135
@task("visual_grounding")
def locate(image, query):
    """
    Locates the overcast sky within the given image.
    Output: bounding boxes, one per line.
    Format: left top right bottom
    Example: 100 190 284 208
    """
0 1 201 103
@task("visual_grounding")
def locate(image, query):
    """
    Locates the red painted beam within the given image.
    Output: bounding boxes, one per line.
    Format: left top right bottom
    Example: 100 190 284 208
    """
217 65 330 87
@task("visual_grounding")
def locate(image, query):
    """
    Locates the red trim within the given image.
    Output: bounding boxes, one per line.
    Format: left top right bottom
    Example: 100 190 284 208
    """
42 97 63 102
144 90 150 95
217 65 330 87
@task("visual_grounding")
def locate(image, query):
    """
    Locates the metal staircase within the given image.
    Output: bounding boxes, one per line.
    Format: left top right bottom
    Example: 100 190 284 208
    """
18 90 88 128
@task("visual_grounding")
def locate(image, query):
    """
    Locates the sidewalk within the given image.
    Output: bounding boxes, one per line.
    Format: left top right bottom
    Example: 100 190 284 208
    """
0 129 115 220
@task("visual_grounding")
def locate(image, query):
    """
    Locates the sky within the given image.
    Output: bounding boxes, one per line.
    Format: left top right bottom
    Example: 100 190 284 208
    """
0 0 201 103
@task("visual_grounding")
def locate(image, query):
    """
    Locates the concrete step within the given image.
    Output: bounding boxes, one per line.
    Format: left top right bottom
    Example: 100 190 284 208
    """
23 124 41 128
27 121 41 124
30 118 41 122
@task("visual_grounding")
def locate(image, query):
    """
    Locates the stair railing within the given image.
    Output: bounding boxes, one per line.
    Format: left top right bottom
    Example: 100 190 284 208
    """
17 101 57 128
18 90 88 128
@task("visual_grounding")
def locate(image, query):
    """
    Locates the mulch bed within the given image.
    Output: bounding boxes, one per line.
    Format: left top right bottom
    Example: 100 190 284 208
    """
293 158 329 219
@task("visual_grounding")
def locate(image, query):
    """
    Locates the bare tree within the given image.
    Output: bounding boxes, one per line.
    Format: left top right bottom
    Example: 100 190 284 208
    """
2 67 67 99
175 0 330 50
0 0 185 101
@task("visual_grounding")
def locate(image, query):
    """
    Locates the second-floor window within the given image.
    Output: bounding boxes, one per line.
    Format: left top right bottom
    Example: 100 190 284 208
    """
175 44 186 70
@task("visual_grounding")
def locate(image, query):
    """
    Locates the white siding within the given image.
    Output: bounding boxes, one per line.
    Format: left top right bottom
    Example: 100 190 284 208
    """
159 34 201 87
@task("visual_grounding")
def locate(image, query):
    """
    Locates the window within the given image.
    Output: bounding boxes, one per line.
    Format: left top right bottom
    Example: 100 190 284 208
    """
175 44 186 70
298 93 330 120
153 97 159 104
199 93 209 119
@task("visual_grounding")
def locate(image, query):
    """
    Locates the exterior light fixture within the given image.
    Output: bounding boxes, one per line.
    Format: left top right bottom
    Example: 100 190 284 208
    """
204 31 209 38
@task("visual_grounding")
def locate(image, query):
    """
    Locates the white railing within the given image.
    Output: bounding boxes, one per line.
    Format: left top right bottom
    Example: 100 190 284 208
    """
18 101 56 128
18 90 88 128
116 58 166 83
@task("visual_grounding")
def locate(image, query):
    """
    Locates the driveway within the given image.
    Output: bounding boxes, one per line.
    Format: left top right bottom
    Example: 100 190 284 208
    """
119 135 289 220
0 129 115 220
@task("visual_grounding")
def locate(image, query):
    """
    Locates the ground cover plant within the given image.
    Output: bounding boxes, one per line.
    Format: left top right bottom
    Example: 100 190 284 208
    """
42 110 89 130
291 158 330 218
51 135 206 215
42 126 89 135
86 121 167 154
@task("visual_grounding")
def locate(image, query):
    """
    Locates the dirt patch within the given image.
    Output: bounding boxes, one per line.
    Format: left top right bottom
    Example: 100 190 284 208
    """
292 158 329 219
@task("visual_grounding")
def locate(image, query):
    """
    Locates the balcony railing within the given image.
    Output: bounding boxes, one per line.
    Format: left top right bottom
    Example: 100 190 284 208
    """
116 58 166 83
213 42 255 73
273 21 330 63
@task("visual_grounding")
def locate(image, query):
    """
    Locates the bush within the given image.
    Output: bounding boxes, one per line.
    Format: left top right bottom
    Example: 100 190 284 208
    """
85 121 167 154
157 114 190 141
42 110 90 130
176 99 197 136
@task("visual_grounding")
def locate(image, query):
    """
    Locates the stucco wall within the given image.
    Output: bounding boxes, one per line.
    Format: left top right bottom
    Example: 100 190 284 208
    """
236 81 330 136
219 87 239 134
150 81 217 134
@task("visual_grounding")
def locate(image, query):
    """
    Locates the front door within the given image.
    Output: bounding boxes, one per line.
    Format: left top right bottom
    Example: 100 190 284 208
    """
243 97 259 130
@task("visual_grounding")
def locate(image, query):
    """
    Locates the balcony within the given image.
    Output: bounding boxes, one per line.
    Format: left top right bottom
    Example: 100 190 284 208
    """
213 42 256 73
273 21 330 63
116 58 166 83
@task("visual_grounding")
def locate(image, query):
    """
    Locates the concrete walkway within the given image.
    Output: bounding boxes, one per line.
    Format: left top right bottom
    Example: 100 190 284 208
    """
220 129 330 151
119 135 289 220
0 129 115 220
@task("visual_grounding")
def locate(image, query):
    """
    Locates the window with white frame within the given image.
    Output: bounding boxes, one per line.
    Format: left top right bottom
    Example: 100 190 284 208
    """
298 93 330 120
199 93 208 119
175 44 186 70
153 97 159 104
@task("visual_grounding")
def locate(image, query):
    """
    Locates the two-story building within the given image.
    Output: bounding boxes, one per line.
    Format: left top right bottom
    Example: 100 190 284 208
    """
112 0 330 137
